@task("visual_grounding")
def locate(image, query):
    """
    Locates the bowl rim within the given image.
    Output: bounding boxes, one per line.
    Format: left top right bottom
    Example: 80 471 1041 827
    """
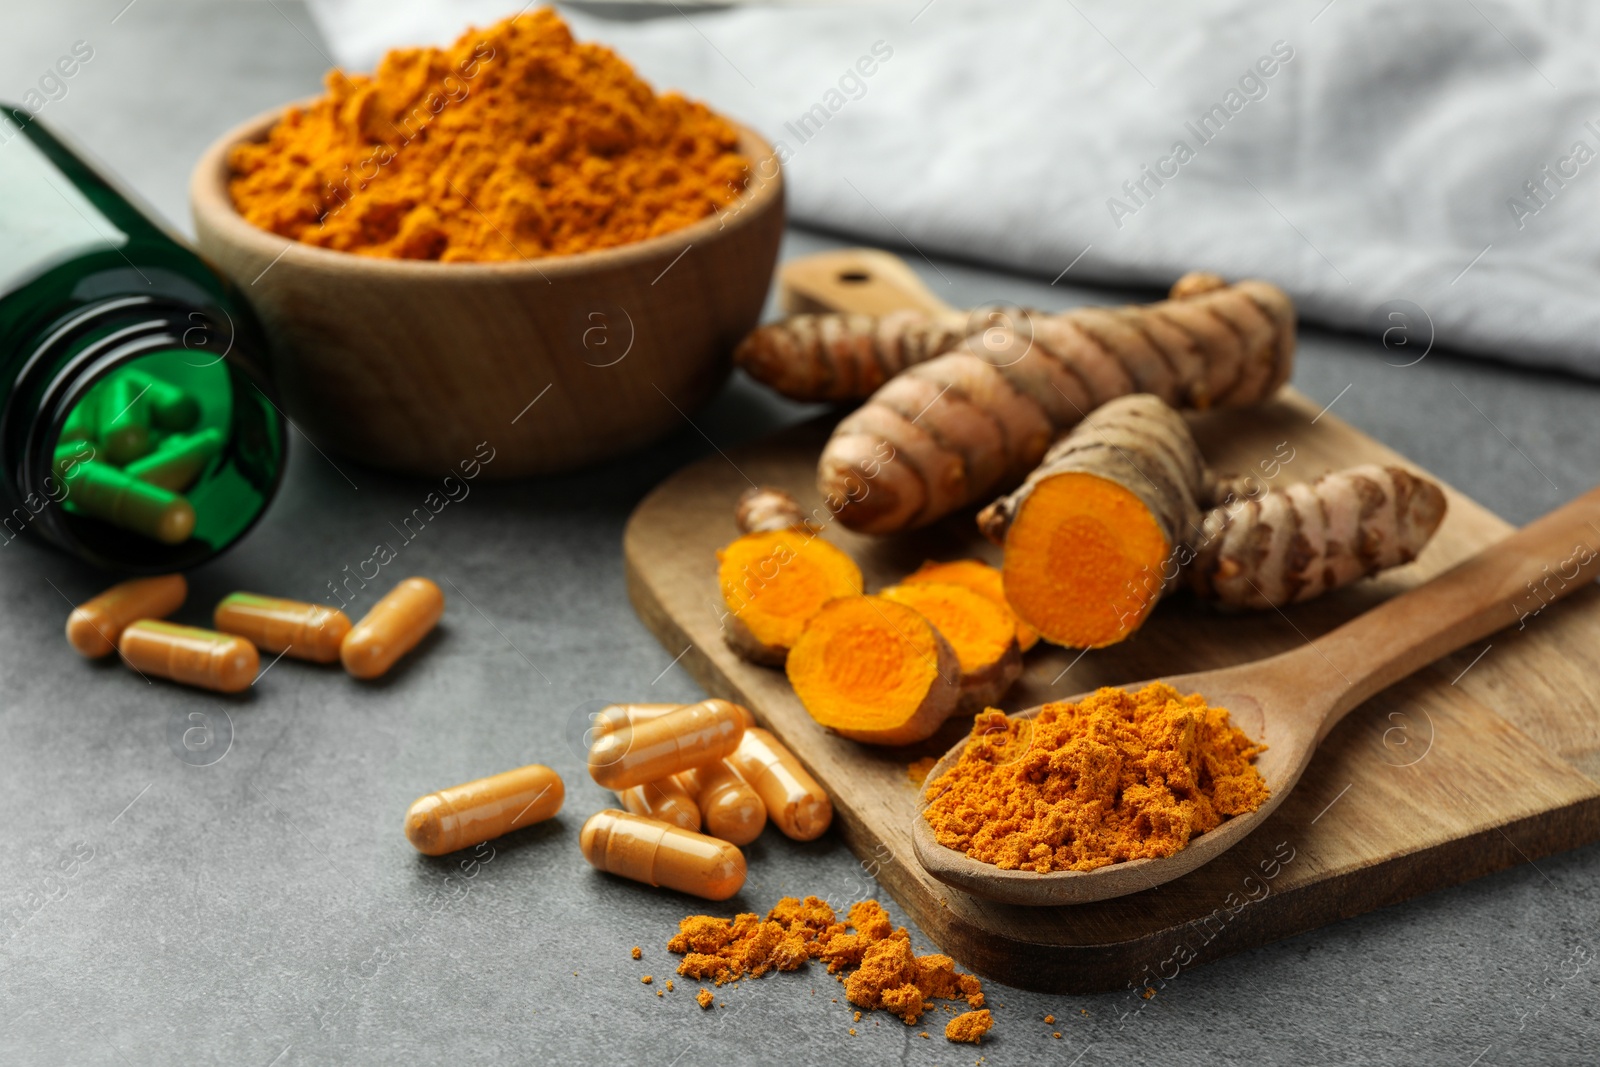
190 97 785 279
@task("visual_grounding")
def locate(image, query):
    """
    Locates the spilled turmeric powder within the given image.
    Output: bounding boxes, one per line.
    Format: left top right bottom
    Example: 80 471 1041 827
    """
945 1009 994 1044
228 9 748 261
923 682 1268 872
667 897 985 1040
906 756 937 786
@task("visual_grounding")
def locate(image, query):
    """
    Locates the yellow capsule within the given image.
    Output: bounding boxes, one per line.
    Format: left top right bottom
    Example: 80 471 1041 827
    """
340 577 444 679
589 702 684 739
587 698 750 791
214 592 351 663
64 461 195 544
589 699 755 740
617 776 702 832
119 620 258 693
677 760 766 846
125 428 222 491
65 573 187 658
726 728 832 841
404 764 564 856
579 809 746 901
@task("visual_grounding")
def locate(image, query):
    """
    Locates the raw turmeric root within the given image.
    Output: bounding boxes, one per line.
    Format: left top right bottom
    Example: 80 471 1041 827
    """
1187 464 1447 608
718 487 863 666
880 582 1022 710
785 595 961 746
811 274 1294 533
734 310 972 402
978 394 1208 650
734 485 815 535
901 559 1039 652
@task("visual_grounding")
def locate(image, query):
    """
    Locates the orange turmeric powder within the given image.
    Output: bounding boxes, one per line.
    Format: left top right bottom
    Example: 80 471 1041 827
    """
228 9 748 261
922 683 1268 872
667 897 985 1039
945 1009 994 1044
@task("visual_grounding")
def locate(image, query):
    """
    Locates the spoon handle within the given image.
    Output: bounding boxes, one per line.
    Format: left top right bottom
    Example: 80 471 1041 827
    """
1302 485 1600 737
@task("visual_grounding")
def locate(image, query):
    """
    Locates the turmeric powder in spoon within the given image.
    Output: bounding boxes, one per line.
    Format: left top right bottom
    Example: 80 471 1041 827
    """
922 682 1268 873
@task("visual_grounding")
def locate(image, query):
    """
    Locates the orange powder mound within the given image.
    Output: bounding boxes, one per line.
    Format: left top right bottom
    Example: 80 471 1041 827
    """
922 682 1268 872
945 1009 994 1044
227 9 748 261
667 897 985 1037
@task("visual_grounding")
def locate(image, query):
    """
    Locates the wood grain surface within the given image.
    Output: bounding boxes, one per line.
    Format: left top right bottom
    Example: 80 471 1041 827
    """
624 360 1600 995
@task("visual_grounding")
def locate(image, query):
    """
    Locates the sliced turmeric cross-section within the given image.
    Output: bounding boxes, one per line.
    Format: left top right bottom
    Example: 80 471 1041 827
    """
786 596 960 746
999 471 1174 648
717 529 863 666
879 582 1020 710
901 558 1038 652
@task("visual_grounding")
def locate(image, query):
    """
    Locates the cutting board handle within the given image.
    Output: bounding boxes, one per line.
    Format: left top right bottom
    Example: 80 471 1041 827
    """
777 248 958 318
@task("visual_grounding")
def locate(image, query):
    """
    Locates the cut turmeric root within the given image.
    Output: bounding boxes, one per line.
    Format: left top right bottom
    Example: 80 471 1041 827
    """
979 394 1449 645
718 487 863 666
880 582 1021 710
901 558 1039 652
785 595 961 746
809 274 1294 533
1188 464 1447 608
978 394 1208 649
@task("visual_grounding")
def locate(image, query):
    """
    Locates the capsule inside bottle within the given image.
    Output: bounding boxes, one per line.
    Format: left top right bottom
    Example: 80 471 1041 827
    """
617 776 702 832
404 764 564 856
64 461 195 544
677 761 766 846
215 592 351 663
587 698 750 791
726 728 832 841
96 375 153 466
125 427 222 492
119 620 258 693
124 368 200 432
66 573 187 658
580 809 745 901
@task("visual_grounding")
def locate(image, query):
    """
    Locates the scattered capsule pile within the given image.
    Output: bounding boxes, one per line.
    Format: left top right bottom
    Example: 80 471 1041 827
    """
56 367 219 544
66 572 443 691
396 699 831 902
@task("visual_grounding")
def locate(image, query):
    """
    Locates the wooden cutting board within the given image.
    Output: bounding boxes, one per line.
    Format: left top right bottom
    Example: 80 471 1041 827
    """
622 251 1600 995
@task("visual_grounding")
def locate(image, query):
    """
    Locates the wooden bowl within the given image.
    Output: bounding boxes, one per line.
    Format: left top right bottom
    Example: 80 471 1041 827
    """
190 104 784 479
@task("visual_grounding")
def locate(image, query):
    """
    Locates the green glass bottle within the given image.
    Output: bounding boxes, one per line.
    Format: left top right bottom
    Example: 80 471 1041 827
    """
0 106 285 572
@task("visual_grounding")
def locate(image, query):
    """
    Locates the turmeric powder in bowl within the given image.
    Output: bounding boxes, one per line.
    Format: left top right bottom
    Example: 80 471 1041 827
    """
922 683 1268 873
227 8 748 261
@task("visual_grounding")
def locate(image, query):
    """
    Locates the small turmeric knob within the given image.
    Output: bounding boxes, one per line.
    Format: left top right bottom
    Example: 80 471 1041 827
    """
1169 271 1227 300
734 486 811 534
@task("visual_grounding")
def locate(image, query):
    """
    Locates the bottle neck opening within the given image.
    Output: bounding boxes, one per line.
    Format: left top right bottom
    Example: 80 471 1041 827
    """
2 295 285 572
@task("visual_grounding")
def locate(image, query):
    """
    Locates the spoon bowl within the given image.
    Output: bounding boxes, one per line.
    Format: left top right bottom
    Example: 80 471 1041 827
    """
913 485 1600 906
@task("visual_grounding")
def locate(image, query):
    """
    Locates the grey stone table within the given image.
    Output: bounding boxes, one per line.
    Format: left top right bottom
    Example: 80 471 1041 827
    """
3 4 1597 1065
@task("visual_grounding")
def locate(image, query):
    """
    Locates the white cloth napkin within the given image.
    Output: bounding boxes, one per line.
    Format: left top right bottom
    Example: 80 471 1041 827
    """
307 0 1600 377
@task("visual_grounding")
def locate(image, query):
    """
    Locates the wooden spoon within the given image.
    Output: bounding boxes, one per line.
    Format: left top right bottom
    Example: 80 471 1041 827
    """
912 486 1600 906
